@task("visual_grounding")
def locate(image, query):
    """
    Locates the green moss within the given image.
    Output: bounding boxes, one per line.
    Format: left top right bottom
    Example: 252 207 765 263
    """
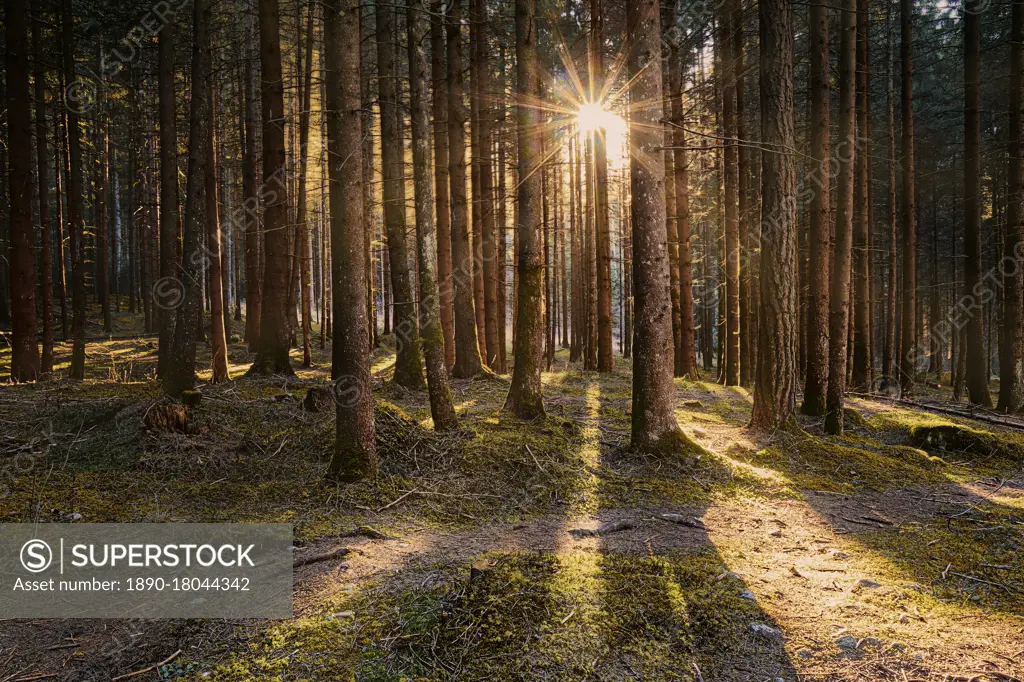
855 508 1024 614
909 423 1023 462
745 433 949 493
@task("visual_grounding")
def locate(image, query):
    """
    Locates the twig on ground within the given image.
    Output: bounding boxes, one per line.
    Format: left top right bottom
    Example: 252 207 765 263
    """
110 649 182 682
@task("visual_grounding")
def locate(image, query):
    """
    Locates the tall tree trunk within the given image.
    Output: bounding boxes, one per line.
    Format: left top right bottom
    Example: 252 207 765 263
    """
242 10 262 352
667 40 695 378
97 87 111 335
851 0 871 391
883 0 897 388
248 0 295 375
32 15 54 375
207 67 229 384
963 0 993 407
1000 0 1024 413
824 0 856 435
296 4 315 368
431 0 455 368
898 0 917 396
750 0 798 430
801 0 830 414
377 0 425 388
409 0 459 431
54 94 69 341
734 0 751 388
720 1 740 387
61 0 87 380
324 0 376 482
504 0 546 419
164 0 211 398
626 0 687 451
6 0 39 381
157 2 179 376
447 0 484 377
592 0 614 372
471 0 499 369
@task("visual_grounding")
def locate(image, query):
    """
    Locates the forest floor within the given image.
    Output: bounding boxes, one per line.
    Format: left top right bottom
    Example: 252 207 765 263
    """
1 309 1024 681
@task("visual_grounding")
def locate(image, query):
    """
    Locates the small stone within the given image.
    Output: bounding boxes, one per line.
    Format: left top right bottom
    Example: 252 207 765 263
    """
739 590 757 601
770 529 783 537
749 622 784 642
61 512 83 522
828 549 850 560
898 614 909 624
856 579 882 588
692 428 708 439
716 571 741 582
796 649 813 659
836 635 858 650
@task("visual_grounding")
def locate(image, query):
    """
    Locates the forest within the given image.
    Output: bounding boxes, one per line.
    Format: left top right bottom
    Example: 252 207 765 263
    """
2 0 1024 678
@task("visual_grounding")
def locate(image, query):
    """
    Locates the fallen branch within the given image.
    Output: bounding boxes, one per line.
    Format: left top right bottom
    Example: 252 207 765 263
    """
110 649 182 682
293 547 352 569
569 519 636 538
848 392 1024 432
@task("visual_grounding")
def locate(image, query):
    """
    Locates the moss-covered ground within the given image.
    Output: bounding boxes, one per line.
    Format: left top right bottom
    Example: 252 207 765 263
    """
1 314 1023 681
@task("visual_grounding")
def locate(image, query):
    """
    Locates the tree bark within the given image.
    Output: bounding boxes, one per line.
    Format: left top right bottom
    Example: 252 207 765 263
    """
6 0 39 381
242 9 262 352
163 0 211 398
626 0 686 451
32 14 53 375
207 64 229 385
248 0 296 376
447 0 484 377
720 1 740 387
157 3 179 376
801 0 830 415
824 0 856 435
431 0 455 369
898 0 917 396
592 0 614 372
324 0 376 482
377 0 425 389
963 0 993 407
504 0 546 419
1000 0 1024 413
851 0 871 391
750 0 798 430
61 0 87 380
409 0 459 431
296 4 315 368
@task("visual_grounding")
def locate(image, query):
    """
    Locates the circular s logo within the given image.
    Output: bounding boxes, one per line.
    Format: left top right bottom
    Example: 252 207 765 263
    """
20 539 53 573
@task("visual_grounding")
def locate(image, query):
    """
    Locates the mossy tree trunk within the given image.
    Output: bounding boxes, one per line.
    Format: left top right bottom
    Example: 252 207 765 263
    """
504 0 546 420
325 0 377 482
408 0 459 431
